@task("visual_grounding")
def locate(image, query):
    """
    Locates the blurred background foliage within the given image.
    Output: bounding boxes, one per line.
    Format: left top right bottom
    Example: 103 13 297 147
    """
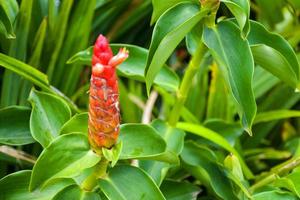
1 0 300 199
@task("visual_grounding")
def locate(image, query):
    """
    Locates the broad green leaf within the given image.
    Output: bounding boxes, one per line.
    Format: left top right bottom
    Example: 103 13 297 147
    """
177 122 253 178
67 44 179 92
203 20 256 134
52 185 101 200
119 123 178 164
181 142 237 200
254 110 300 124
0 0 18 38
140 120 185 185
99 165 165 200
247 21 300 89
0 53 50 91
150 0 197 24
29 133 100 191
160 180 200 200
0 170 74 200
221 0 250 35
60 112 88 135
253 190 298 200
29 89 71 147
0 106 34 145
145 3 209 93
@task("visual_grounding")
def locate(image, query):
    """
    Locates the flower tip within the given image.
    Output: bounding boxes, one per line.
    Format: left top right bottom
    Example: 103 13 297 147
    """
108 47 129 67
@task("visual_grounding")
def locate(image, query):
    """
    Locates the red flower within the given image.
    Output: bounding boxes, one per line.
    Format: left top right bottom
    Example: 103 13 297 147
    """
88 35 129 150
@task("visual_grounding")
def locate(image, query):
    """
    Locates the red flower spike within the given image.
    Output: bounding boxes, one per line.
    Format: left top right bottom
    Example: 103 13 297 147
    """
88 35 129 151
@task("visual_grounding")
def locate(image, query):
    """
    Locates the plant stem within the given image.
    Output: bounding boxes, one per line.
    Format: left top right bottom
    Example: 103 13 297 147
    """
168 42 207 126
81 159 109 191
250 157 300 192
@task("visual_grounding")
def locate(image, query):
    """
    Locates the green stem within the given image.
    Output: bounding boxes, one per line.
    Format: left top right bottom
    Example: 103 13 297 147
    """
168 42 207 126
81 159 109 191
250 157 300 192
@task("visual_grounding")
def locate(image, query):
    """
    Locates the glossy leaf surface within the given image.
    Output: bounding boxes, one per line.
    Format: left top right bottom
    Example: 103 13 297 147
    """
99 165 165 200
29 90 71 147
0 106 34 145
145 3 209 92
203 20 256 134
29 133 100 191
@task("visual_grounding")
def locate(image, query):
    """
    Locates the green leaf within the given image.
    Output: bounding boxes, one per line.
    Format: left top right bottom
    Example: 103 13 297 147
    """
181 142 237 200
29 133 100 191
160 180 200 200
0 106 34 145
29 89 71 148
0 53 50 91
67 44 179 92
247 21 300 89
66 46 92 65
203 20 256 134
99 165 165 200
119 123 178 164
150 0 197 24
145 3 209 93
0 0 18 38
253 190 298 200
220 0 250 36
176 122 253 178
52 184 101 200
0 170 75 200
254 110 300 124
60 112 89 135
140 119 185 185
102 141 122 167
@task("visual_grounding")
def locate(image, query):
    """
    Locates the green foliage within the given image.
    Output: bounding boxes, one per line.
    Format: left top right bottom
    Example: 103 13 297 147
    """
98 165 165 200
1 0 300 199
0 106 34 145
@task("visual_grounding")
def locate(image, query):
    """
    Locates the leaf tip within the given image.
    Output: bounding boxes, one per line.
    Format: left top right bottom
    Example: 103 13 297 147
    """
245 127 253 136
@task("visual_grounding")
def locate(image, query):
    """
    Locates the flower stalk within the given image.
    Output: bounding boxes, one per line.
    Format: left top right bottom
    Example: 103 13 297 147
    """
168 42 207 126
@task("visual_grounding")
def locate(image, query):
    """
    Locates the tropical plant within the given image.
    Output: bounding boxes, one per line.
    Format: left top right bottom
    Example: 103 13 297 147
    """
1 0 300 199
